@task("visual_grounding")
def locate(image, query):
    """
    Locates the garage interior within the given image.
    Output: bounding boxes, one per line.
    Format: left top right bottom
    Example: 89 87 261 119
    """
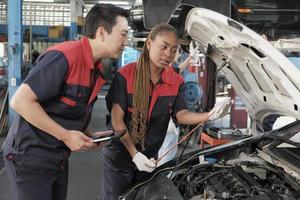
0 0 299 199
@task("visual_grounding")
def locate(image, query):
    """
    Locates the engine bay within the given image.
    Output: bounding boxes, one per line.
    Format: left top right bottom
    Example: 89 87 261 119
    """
172 155 300 200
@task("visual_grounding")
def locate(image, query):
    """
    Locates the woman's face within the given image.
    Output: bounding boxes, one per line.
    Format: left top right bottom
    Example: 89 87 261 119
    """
147 32 179 69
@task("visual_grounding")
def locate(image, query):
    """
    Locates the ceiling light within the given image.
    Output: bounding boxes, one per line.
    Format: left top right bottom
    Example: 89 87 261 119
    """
98 1 129 5
237 8 252 14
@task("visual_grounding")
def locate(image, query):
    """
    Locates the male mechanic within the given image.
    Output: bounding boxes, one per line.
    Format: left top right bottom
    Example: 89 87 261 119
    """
2 4 129 200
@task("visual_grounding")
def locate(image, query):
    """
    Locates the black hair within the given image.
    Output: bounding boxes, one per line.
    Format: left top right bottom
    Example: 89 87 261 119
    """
85 3 129 38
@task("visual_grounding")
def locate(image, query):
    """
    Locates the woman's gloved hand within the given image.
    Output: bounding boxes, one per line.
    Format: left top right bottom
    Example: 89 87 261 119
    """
132 152 156 172
209 98 233 121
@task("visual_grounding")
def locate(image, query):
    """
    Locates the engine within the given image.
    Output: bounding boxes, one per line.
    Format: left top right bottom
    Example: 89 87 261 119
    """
172 161 300 200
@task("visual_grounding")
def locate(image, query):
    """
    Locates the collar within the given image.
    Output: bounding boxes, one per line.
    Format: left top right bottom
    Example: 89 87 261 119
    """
81 37 103 70
160 66 176 85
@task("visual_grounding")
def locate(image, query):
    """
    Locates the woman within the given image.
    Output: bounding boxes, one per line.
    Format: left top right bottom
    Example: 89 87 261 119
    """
157 43 197 166
103 23 231 200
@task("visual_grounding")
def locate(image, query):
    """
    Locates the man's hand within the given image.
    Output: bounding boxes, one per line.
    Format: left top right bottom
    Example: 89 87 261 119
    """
209 98 233 121
132 152 156 172
61 130 97 151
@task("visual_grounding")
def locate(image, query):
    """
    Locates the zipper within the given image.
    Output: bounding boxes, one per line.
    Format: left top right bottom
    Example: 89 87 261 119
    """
60 152 67 171
80 68 99 131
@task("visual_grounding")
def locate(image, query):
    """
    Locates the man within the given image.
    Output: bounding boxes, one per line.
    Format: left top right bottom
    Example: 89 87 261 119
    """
2 4 129 200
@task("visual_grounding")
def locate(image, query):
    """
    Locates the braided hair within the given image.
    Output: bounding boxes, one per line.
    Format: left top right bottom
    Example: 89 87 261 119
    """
130 23 178 150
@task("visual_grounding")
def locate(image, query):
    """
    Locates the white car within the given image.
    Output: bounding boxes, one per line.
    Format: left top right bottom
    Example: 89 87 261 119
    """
121 8 300 200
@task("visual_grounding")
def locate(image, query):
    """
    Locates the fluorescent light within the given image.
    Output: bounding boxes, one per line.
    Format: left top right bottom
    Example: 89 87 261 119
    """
98 1 129 5
24 0 55 2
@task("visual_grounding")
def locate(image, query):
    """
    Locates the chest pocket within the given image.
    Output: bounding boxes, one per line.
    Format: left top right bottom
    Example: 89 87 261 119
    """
151 96 175 118
55 84 91 119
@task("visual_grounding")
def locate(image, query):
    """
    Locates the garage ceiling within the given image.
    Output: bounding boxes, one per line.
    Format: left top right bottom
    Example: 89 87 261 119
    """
42 0 134 5
11 0 135 8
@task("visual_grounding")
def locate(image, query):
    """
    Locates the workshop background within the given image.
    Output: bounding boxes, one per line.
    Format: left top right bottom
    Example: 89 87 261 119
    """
0 0 300 199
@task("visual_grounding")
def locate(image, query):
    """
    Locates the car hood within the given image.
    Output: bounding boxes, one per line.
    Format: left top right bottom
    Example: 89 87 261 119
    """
185 8 300 123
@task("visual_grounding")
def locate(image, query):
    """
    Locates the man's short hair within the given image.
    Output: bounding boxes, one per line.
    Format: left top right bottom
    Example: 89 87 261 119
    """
85 3 129 38
85 3 129 39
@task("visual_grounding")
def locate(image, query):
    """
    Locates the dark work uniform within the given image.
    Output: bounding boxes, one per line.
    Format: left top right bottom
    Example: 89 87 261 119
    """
102 62 187 200
2 37 105 200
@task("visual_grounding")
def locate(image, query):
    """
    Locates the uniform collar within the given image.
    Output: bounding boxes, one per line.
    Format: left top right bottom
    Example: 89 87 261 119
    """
81 36 103 70
160 66 176 85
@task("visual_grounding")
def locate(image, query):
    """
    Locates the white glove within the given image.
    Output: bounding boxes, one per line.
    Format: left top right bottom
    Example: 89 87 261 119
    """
189 41 202 66
189 41 198 59
132 152 156 173
209 98 232 121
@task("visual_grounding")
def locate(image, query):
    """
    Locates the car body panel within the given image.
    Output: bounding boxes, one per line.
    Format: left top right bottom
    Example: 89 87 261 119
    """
185 8 300 124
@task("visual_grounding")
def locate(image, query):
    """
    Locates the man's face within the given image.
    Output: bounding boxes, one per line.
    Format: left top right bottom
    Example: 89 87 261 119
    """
105 16 128 59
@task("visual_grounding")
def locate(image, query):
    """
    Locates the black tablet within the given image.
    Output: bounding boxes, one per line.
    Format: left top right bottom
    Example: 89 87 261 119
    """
92 129 126 143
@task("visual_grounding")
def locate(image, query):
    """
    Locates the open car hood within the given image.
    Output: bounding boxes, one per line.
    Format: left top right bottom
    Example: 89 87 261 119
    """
185 8 300 122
